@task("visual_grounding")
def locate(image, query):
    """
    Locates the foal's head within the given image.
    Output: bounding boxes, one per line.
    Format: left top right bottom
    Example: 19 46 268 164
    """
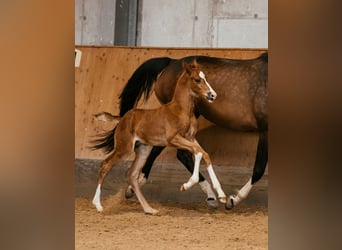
183 60 217 103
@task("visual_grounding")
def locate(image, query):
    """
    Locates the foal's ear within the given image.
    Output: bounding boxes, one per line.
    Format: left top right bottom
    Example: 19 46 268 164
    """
192 59 198 68
182 61 192 75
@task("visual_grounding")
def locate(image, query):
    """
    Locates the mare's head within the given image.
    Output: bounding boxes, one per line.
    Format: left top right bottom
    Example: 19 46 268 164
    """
182 60 217 103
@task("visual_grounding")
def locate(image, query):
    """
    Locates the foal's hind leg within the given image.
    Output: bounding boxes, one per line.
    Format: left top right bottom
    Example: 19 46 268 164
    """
92 147 132 212
125 146 165 199
127 144 159 215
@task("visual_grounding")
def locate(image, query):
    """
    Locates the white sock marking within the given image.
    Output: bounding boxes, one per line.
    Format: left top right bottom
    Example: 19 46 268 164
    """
92 184 103 211
238 178 253 199
230 178 253 206
207 165 226 199
199 180 216 199
183 152 202 190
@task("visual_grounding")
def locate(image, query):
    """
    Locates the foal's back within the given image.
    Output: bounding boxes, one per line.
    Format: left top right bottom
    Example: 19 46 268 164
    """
115 102 195 148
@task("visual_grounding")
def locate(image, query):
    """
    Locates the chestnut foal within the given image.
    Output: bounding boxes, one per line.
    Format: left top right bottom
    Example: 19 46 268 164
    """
91 60 226 215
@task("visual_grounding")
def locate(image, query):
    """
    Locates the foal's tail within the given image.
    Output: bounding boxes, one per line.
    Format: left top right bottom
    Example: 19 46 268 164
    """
89 127 117 154
119 57 172 116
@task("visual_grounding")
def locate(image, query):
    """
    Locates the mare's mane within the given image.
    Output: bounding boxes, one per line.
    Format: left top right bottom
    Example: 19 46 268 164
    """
185 52 268 66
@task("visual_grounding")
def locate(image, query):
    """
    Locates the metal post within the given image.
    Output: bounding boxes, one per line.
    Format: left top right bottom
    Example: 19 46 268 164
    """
114 0 138 46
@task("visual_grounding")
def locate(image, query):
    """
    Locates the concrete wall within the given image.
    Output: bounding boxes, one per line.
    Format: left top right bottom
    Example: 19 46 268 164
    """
75 0 268 48
212 0 268 48
75 0 116 45
140 0 267 48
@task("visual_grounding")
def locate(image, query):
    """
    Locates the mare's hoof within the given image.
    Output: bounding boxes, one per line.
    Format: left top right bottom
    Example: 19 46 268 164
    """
180 185 186 192
206 198 219 209
225 196 235 210
125 186 135 199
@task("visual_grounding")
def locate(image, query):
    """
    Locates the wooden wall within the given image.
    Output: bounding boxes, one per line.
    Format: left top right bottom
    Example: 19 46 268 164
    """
75 46 267 167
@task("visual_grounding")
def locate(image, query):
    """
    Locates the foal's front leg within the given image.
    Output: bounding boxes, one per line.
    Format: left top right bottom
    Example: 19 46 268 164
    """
200 149 227 204
183 147 227 203
170 135 227 204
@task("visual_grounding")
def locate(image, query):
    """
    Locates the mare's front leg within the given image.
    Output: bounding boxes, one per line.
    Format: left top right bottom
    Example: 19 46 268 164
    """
128 144 159 215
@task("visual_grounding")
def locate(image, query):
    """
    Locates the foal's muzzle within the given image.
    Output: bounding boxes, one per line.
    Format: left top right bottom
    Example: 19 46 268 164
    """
206 91 217 102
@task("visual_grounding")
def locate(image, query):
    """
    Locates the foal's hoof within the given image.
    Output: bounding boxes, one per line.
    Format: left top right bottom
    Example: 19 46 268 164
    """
125 186 135 199
206 198 219 209
144 208 159 215
218 196 227 204
92 201 104 212
225 195 235 210
180 185 186 192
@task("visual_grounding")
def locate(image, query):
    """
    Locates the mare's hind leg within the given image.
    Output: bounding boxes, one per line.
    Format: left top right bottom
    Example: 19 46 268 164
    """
177 149 218 209
125 146 165 199
92 144 133 212
127 144 158 215
226 131 268 209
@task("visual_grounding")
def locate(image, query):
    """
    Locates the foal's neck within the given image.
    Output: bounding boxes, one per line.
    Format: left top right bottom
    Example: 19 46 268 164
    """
171 72 196 115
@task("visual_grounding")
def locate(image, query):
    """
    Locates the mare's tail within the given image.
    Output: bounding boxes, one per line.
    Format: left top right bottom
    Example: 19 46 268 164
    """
119 57 172 116
89 127 117 154
258 52 268 63
257 52 268 81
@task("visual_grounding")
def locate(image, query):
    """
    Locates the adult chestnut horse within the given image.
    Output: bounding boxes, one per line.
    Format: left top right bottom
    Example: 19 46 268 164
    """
119 52 268 210
91 60 226 215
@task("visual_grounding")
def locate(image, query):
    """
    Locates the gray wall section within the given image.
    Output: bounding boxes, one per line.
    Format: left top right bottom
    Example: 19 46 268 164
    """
139 0 215 47
211 0 268 48
75 0 116 45
75 0 267 47
139 0 195 47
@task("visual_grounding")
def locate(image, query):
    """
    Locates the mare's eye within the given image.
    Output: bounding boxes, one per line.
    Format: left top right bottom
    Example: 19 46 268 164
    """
194 78 201 83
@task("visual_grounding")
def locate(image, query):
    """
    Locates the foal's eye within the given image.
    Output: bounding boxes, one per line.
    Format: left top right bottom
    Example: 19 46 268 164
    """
194 78 201 83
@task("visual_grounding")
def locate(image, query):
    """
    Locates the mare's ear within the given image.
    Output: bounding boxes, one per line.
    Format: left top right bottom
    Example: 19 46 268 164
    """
182 61 192 75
